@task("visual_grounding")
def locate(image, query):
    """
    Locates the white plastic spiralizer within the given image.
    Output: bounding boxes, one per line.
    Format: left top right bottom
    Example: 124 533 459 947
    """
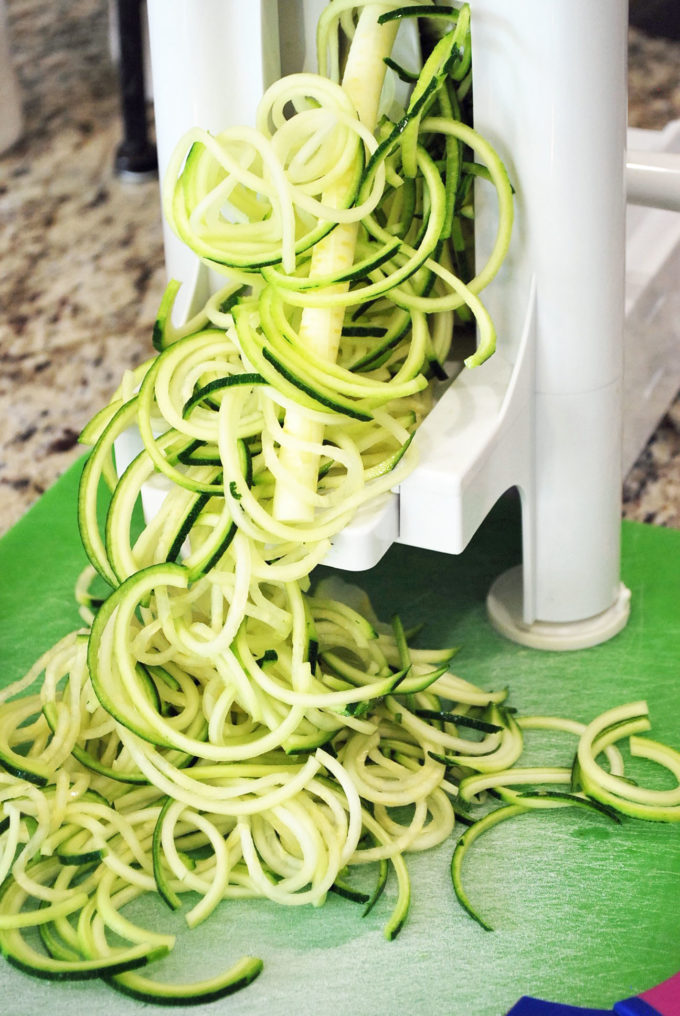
140 0 680 650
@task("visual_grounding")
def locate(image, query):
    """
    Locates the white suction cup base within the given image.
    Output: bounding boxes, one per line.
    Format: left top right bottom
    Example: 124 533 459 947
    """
486 566 631 651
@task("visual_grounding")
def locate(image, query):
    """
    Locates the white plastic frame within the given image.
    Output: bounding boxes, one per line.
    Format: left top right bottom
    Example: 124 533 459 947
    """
138 0 680 650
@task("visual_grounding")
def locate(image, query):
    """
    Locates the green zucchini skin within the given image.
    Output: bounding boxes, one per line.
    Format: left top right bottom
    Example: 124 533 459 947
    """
105 956 264 1006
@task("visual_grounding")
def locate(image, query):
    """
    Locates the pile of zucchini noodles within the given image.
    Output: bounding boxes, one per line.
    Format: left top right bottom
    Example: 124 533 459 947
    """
1 2 679 1005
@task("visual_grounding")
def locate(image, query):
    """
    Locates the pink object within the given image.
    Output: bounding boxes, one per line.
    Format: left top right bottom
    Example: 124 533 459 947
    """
615 971 680 1016
639 971 680 1016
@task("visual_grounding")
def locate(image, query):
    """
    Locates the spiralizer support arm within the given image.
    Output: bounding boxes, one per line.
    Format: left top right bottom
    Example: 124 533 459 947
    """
472 0 631 648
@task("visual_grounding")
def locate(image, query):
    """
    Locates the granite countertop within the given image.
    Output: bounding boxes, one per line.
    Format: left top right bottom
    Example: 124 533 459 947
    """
1 2 679 536
1 0 165 535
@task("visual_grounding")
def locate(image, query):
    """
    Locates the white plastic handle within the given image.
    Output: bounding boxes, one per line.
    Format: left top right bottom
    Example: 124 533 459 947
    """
627 150 680 212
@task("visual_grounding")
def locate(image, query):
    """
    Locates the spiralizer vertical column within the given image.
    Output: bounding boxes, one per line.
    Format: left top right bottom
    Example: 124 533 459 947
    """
473 0 631 648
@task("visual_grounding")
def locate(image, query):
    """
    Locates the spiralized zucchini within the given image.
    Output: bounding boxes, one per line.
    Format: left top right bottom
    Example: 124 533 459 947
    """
1 1 678 1005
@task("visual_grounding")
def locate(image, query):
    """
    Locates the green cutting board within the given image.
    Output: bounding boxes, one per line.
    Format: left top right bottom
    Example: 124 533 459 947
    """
1 460 679 1016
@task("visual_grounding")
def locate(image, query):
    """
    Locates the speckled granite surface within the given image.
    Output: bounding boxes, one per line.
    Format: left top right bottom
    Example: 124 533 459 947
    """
1 3 679 535
0 0 165 532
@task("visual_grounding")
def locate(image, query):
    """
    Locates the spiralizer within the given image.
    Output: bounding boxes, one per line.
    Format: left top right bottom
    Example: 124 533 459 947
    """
142 0 680 651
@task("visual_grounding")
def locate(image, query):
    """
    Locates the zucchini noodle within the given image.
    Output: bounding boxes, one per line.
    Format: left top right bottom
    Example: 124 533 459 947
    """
1 1 678 1005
